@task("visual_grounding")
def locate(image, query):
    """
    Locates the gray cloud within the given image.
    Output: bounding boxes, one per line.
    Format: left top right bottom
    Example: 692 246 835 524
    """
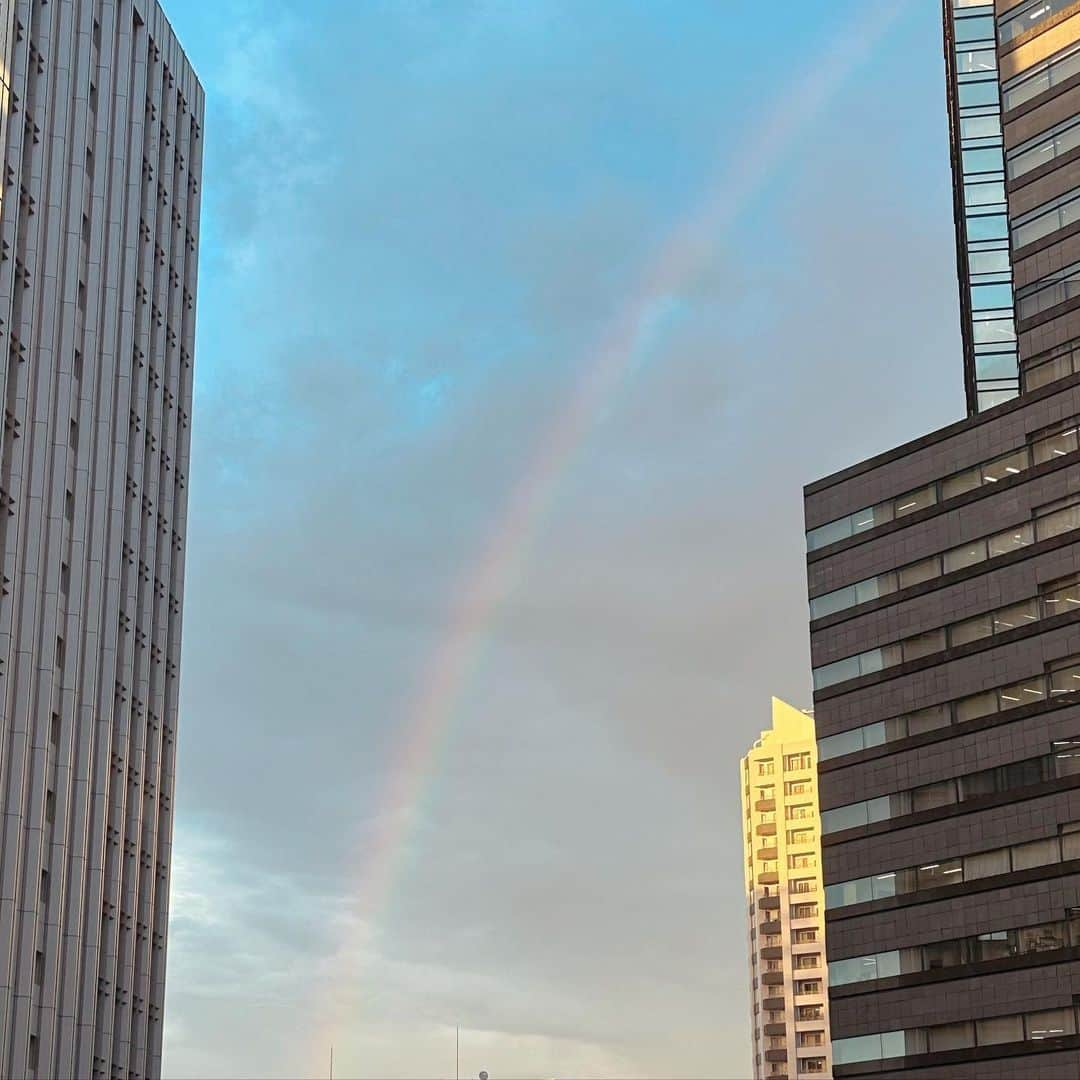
163 1 963 1077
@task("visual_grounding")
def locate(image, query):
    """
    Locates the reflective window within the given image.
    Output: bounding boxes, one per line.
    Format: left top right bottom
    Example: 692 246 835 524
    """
1013 184 1080 249
830 951 900 987
827 822 1080 909
1003 40 1080 111
1017 259 1080 320
1000 0 1074 44
1009 116 1080 180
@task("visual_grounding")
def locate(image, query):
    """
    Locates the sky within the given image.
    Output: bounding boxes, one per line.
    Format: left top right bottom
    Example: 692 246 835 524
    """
158 1 967 1077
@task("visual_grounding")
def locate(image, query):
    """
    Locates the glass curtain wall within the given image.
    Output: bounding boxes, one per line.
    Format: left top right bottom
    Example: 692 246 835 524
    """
949 1 1019 410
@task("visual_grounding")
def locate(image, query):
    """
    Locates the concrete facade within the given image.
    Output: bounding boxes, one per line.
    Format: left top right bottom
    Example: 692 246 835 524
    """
743 699 832 1080
0 2 202 1078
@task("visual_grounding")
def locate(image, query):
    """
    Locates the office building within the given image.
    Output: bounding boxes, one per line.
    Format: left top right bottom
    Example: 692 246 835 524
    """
0 2 203 1078
742 699 831 1080
802 2 1080 1074
944 0 1080 413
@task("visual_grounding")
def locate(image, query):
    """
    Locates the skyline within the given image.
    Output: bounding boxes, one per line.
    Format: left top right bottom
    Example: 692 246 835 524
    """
159 1 964 1077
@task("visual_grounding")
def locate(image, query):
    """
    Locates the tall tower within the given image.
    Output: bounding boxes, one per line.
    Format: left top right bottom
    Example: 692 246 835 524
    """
742 699 832 1080
0 3 202 1079
944 0 1080 413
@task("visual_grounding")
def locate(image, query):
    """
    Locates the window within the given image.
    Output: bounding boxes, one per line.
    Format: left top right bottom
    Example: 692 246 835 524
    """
757 760 774 777
784 752 811 772
830 951 900 986
1026 1007 1076 1040
784 780 810 796
793 929 817 944
1008 115 1080 180
1000 0 1075 45
1017 259 1080 320
797 1005 823 1021
791 903 818 919
788 854 816 870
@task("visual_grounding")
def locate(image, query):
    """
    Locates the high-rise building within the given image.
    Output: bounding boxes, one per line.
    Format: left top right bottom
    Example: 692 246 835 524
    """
0 3 202 1079
802 3 1080 1076
944 0 1080 413
742 699 832 1080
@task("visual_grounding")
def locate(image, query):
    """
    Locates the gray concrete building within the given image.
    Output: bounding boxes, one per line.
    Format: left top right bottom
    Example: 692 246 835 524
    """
0 2 202 1078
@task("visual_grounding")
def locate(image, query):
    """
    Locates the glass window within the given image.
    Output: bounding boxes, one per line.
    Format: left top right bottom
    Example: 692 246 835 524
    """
968 215 1009 243
994 598 1040 632
999 676 1045 709
1038 498 1080 540
958 79 999 107
818 726 869 761
955 13 994 42
951 612 995 645
1044 575 1080 611
899 557 940 589
928 1021 974 1052
806 517 853 551
832 1033 892 1066
822 802 869 834
813 655 862 690
1013 836 1060 870
942 465 982 500
1019 921 1066 953
958 767 996 800
1054 738 1080 776
1034 425 1080 463
971 282 1012 309
965 846 1010 880
1001 0 1073 44
923 939 964 969
956 689 998 721
970 249 1010 275
944 540 987 572
973 930 1015 962
988 522 1034 556
982 449 1029 483
904 629 947 662
895 486 937 518
907 704 950 735
809 584 857 619
977 1014 1025 1045
1063 822 1080 861
830 952 898 986
1051 660 1080 696
912 778 958 811
917 858 963 889
1027 1007 1076 1040
1025 350 1074 391
826 878 872 909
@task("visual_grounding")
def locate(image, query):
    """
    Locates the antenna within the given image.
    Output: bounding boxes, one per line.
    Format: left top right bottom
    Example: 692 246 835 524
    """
456 1027 460 1080
329 1046 334 1080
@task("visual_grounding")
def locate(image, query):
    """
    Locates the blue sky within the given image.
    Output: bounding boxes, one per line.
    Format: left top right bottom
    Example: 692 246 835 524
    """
158 1 964 1076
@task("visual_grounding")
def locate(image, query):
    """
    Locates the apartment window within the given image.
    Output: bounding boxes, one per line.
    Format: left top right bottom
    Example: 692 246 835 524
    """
786 804 813 821
787 829 815 846
798 1032 825 1048
784 780 810 796
784 752 811 772
1008 114 1080 180
790 879 816 896
793 929 818 944
757 760 775 777
799 1059 827 1074
797 1006 824 1021
794 953 820 970
790 903 818 919
796 979 822 995
788 854 816 870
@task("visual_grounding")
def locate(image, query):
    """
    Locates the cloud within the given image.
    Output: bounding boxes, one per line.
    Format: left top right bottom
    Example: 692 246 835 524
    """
159 0 963 1076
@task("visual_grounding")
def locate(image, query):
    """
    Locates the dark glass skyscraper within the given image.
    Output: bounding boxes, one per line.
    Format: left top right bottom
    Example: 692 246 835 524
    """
806 3 1080 1076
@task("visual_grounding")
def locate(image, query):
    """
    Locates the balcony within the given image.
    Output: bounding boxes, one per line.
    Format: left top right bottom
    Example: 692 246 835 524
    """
762 996 785 1011
756 822 777 837
763 1023 786 1037
760 946 784 961
759 920 782 935
755 798 776 813
762 971 785 986
757 846 778 861
758 896 781 911
765 1049 789 1064
758 871 779 885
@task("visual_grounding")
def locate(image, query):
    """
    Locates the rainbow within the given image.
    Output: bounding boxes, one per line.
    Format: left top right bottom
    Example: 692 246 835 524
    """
312 2 908 1069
